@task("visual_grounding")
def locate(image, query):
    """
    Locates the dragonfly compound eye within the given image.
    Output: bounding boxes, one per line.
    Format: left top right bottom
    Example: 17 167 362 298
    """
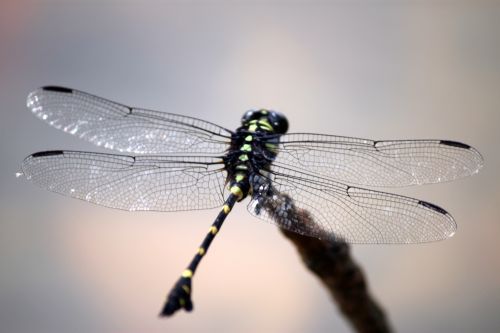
268 111 289 134
242 109 288 134
241 109 258 125
241 109 275 126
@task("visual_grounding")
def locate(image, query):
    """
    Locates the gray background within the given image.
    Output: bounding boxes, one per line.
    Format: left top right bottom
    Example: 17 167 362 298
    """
1 1 499 332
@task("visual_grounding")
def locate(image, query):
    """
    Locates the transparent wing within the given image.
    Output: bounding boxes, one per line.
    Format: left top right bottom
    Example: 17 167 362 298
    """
272 133 483 187
248 167 456 244
27 86 232 154
21 150 228 212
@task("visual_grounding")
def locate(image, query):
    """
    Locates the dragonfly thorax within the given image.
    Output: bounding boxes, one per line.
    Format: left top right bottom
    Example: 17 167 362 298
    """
224 110 288 202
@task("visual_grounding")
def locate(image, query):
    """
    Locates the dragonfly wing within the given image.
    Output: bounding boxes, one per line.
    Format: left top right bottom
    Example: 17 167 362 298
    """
27 86 232 154
21 151 228 212
248 167 456 244
273 133 483 187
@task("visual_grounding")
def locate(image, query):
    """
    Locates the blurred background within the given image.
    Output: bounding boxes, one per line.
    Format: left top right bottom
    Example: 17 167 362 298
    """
1 1 499 332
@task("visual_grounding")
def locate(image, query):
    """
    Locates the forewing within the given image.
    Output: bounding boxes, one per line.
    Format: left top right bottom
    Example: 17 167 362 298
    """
27 86 232 154
21 151 227 212
273 133 483 187
248 167 456 244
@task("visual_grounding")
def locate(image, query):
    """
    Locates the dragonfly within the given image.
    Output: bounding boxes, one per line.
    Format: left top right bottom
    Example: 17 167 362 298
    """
20 86 483 316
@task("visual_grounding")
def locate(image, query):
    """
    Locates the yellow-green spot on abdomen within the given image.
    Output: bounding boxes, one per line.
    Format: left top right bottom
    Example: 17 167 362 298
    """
235 174 245 182
209 226 218 234
182 269 193 278
230 185 243 199
223 204 232 214
245 135 253 142
239 154 249 162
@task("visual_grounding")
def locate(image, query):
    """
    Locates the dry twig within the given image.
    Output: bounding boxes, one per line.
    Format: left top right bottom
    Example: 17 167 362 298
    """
261 192 392 333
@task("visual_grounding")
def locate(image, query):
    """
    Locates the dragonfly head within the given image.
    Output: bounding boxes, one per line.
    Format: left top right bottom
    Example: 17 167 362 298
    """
241 109 289 134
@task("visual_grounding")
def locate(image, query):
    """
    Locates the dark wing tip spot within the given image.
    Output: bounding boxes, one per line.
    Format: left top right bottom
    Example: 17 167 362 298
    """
418 200 448 216
440 140 471 150
32 150 64 158
42 86 73 93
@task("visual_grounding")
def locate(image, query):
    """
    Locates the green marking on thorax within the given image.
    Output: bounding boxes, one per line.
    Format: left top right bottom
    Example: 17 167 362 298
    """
240 144 252 152
265 143 278 152
248 124 258 132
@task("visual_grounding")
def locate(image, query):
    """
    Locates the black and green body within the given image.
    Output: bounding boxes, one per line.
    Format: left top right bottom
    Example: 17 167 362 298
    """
161 109 289 315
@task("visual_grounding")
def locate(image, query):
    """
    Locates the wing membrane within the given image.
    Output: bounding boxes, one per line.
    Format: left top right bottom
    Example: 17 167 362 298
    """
21 150 228 212
273 133 483 187
27 86 232 154
248 166 456 244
